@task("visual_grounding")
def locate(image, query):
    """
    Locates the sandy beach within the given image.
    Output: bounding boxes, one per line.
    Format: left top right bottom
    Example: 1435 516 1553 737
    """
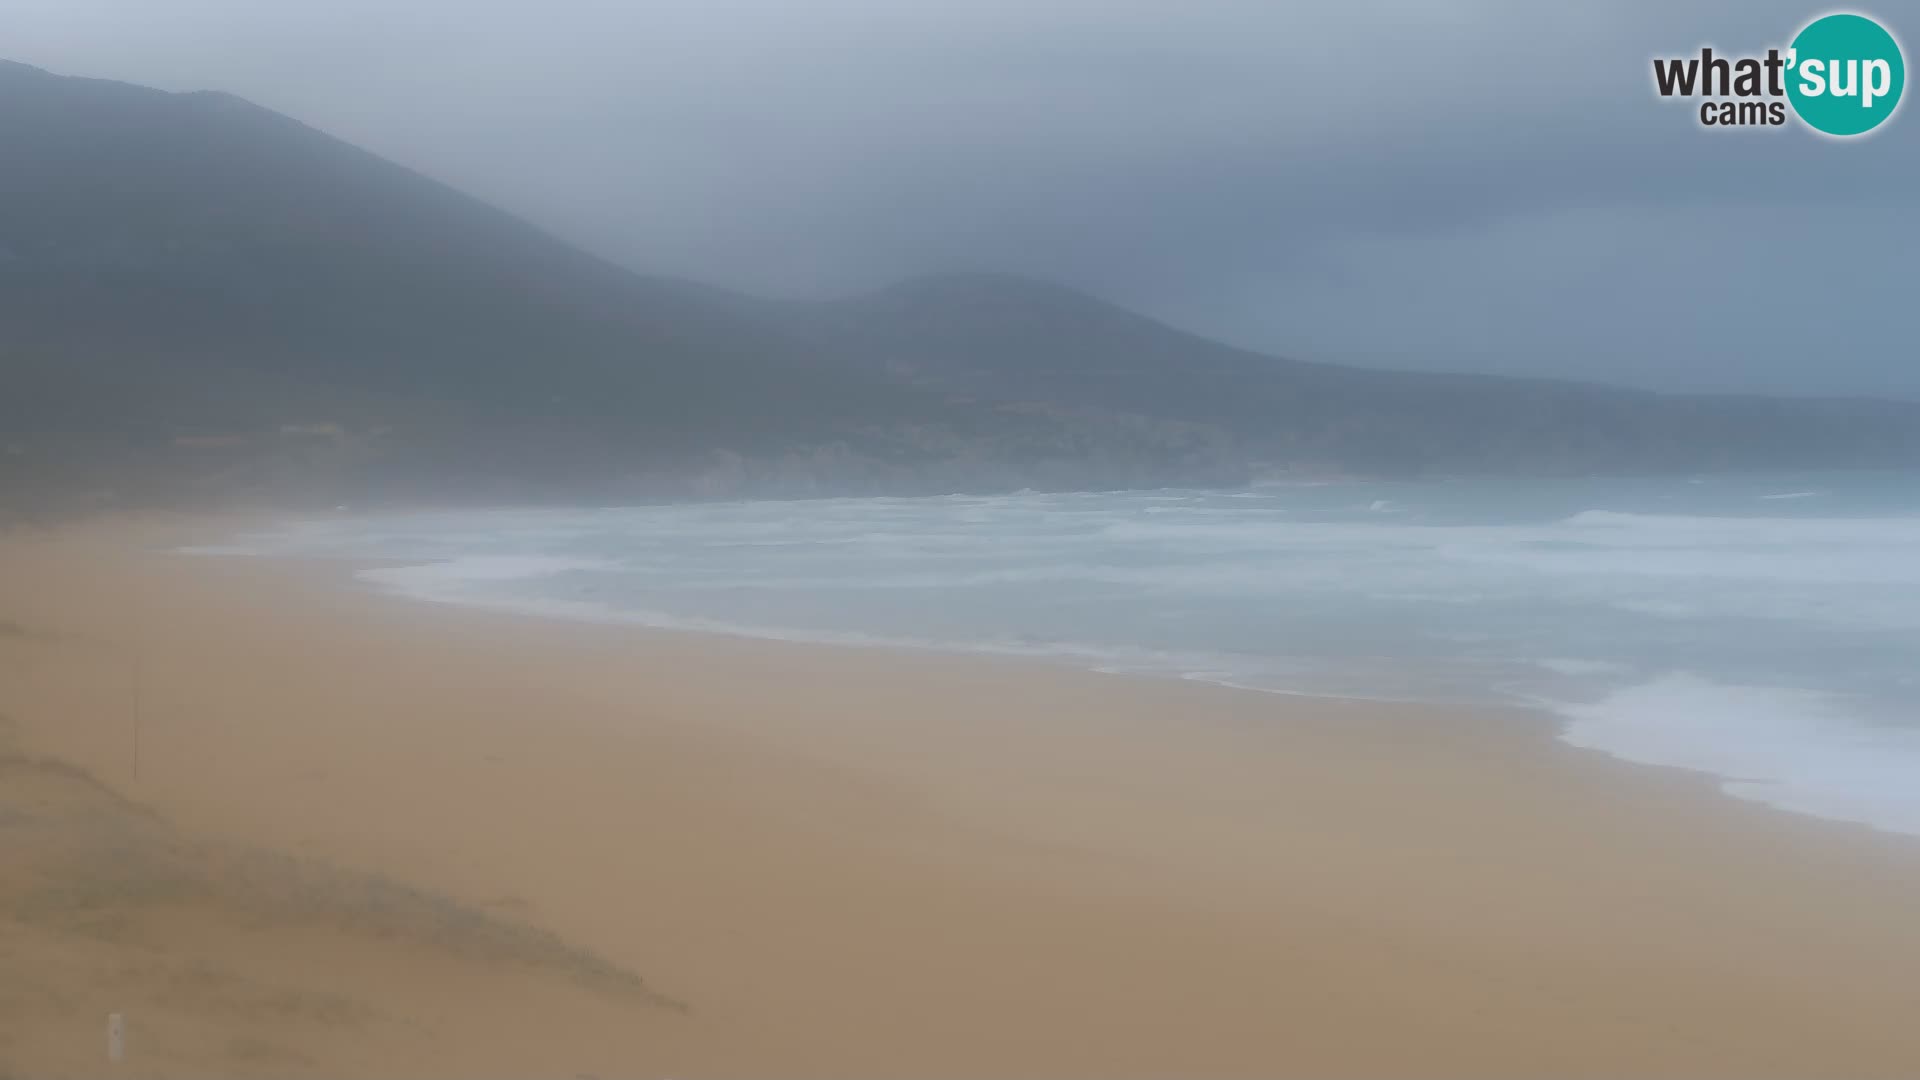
4 514 1920 1078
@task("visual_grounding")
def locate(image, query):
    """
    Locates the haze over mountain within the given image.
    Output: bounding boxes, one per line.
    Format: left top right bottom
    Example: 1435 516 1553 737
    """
3 59 1917 509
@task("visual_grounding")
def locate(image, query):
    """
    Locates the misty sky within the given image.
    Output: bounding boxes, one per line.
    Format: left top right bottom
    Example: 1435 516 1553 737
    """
10 0 1918 398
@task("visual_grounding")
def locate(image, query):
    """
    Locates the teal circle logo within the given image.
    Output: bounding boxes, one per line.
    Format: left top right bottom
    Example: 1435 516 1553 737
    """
1787 13 1905 136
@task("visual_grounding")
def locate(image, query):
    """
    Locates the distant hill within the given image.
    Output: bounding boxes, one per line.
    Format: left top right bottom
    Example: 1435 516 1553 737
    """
802 271 1920 476
2 59 1916 509
0 59 926 498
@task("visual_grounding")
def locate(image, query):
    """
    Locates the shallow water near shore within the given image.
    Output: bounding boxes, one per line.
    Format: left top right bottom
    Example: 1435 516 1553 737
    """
192 470 1920 835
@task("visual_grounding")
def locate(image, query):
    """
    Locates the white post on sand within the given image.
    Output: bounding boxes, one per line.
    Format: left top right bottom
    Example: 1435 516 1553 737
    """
106 1012 125 1064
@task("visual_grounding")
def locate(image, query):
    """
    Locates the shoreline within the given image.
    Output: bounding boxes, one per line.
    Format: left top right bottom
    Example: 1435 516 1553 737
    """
346 555 1919 839
210 510 1920 841
5 513 1920 1076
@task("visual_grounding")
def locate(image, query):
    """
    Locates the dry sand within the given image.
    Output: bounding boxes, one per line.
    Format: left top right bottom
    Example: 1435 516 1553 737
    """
3 514 1920 1078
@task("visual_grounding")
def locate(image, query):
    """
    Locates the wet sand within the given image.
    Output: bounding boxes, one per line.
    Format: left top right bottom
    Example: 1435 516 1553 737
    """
4 514 1920 1077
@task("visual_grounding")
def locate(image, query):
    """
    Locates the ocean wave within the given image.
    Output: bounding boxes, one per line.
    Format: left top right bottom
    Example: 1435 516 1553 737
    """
358 555 615 591
1553 673 1920 836
184 477 1920 838
1533 657 1632 677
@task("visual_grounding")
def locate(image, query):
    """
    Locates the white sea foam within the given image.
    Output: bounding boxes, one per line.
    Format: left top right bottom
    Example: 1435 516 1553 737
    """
185 473 1920 836
1555 674 1920 836
353 559 1277 677
359 555 612 592
1534 658 1632 677
178 543 268 556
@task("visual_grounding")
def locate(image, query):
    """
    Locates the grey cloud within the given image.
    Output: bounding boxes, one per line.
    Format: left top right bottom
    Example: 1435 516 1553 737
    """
9 0 1916 395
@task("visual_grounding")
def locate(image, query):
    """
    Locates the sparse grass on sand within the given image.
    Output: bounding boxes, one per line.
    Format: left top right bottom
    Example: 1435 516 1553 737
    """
0 724 682 1076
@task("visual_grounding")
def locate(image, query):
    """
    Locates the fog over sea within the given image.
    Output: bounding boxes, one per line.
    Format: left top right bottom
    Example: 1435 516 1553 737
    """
195 472 1920 835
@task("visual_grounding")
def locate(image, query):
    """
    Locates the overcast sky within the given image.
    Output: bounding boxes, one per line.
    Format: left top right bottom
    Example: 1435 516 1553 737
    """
10 0 1917 397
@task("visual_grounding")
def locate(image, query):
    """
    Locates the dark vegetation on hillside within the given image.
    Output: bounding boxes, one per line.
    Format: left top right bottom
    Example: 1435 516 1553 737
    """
3 59 1915 510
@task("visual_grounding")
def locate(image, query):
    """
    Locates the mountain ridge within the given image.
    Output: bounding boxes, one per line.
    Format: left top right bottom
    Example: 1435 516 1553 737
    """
3 59 1916 510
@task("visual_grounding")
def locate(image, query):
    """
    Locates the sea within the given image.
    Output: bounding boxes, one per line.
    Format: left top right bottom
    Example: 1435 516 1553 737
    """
191 470 1920 836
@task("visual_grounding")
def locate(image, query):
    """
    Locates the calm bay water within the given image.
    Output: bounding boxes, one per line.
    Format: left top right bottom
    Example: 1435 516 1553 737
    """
195 471 1920 834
